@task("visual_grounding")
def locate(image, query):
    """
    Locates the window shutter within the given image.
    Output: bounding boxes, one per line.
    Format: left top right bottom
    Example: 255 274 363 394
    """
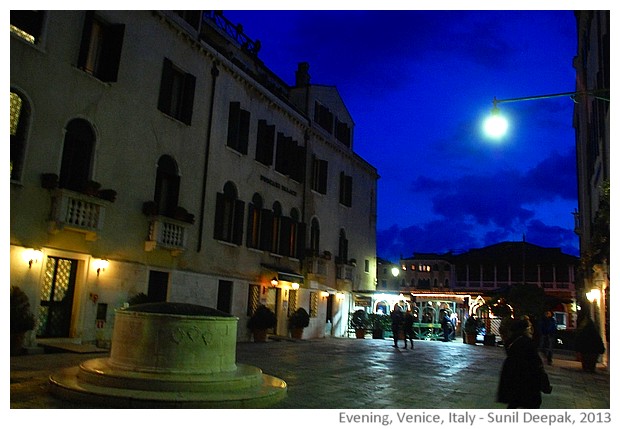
279 217 292 257
232 199 245 245
319 160 328 194
181 72 196 125
246 203 256 247
259 209 273 251
213 192 225 240
296 222 306 259
158 58 174 114
99 23 125 82
227 102 240 149
238 109 250 154
77 11 95 70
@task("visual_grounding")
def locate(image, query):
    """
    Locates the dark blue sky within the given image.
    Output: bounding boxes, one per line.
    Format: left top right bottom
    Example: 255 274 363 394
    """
223 10 579 262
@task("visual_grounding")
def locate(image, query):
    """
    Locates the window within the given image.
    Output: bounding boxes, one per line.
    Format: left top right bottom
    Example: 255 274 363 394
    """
271 202 282 254
214 182 244 244
158 58 196 125
10 91 30 181
246 193 263 249
247 284 260 316
339 172 353 207
154 155 180 217
310 218 320 255
227 102 250 154
311 156 328 194
275 133 305 182
59 119 95 192
10 11 44 44
255 120 275 166
314 101 333 133
335 118 351 147
173 11 202 30
77 11 125 82
365 259 370 273
281 208 305 259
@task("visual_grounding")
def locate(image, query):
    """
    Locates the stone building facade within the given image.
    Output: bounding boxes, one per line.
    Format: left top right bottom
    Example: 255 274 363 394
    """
10 10 378 347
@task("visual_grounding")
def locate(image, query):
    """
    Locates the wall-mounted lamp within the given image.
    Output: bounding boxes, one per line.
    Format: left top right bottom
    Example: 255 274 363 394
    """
391 267 400 277
270 277 279 287
291 282 300 290
320 291 330 298
93 259 109 277
586 288 601 303
23 248 43 269
336 292 345 300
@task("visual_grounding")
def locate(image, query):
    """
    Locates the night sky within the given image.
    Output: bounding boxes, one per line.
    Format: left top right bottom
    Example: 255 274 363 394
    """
221 9 579 262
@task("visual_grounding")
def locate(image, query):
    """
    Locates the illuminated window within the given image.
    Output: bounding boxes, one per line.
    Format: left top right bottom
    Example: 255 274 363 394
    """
214 182 244 244
10 91 29 181
10 11 44 44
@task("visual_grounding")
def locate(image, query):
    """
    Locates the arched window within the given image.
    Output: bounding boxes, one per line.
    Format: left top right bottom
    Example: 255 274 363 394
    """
287 208 300 258
246 193 263 249
214 181 244 244
154 155 180 217
59 119 95 192
310 218 320 255
10 90 30 181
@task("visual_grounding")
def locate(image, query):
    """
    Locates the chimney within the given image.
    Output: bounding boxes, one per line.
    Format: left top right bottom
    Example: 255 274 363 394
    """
295 62 310 87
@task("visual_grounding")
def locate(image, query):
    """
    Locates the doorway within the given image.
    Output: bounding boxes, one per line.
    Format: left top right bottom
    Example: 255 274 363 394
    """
147 270 169 302
37 257 77 338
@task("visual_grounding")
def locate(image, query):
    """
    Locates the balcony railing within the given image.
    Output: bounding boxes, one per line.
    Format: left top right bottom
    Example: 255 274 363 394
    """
49 189 107 240
144 216 189 255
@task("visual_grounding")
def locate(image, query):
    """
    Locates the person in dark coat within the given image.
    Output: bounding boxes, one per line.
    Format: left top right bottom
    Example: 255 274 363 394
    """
390 305 404 348
539 310 557 364
440 310 453 342
403 309 415 349
497 317 552 408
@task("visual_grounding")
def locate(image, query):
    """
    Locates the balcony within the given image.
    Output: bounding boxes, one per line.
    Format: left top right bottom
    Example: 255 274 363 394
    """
144 216 189 255
48 189 108 241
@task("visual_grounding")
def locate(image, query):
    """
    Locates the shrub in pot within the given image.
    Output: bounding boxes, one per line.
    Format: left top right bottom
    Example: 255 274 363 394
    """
350 309 369 339
247 305 277 342
289 307 310 339
10 286 36 355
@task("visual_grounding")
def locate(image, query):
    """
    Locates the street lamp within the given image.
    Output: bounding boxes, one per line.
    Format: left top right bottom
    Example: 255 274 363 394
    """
483 89 609 139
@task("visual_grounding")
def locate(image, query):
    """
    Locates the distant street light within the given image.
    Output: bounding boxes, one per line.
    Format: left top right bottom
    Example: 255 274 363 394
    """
483 89 609 139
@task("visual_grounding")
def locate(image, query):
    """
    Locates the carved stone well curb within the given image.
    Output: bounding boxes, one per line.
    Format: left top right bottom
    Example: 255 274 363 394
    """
49 302 287 408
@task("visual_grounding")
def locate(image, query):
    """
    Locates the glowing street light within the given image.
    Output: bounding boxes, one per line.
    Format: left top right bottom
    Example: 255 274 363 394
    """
483 89 609 139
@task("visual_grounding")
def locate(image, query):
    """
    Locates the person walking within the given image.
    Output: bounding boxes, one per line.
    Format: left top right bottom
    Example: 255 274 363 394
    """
497 317 552 408
539 310 557 364
403 309 415 349
390 304 404 348
440 310 453 342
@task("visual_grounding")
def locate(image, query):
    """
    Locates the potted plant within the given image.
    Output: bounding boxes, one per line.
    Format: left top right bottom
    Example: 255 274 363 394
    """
10 286 36 356
463 315 479 345
247 305 277 342
574 313 605 372
288 307 310 339
368 313 390 339
350 309 368 339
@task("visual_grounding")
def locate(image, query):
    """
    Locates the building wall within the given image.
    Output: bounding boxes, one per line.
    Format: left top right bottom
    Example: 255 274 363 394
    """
10 10 378 346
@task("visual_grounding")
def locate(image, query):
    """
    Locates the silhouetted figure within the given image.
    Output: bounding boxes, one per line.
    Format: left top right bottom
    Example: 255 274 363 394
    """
403 310 415 349
390 305 404 348
497 317 552 408
539 311 557 364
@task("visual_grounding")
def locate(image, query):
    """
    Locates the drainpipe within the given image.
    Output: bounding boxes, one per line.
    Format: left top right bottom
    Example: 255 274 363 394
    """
197 62 219 252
